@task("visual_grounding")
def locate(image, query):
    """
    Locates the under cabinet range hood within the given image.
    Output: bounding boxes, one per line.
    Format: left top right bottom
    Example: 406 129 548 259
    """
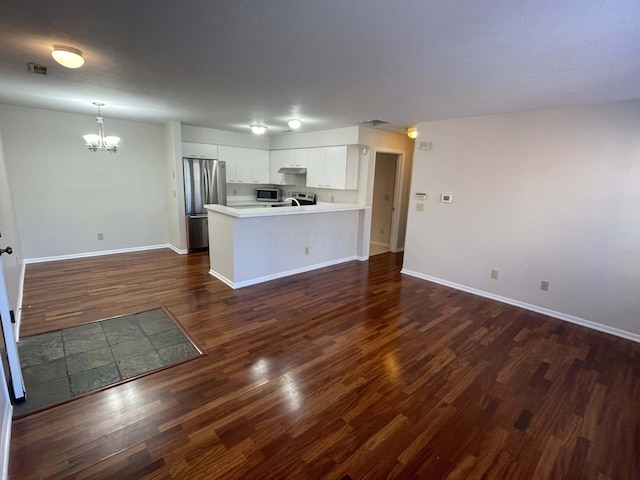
278 166 307 174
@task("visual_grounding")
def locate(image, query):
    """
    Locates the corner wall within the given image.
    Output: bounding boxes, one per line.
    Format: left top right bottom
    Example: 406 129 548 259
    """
403 101 640 338
0 105 169 260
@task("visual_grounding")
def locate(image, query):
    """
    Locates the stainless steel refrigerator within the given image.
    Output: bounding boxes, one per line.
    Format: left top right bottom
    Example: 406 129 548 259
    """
183 157 226 251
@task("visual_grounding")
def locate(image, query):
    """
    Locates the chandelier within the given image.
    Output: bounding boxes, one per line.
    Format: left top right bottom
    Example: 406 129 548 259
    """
83 102 120 153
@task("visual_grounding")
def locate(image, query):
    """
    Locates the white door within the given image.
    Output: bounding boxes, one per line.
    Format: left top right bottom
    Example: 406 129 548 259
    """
0 243 25 401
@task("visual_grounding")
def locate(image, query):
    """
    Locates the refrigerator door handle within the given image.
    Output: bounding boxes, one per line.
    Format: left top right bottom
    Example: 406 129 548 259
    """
203 163 210 205
189 214 208 219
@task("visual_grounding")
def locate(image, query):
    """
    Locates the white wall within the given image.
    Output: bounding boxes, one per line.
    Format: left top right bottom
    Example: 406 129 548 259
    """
182 124 270 149
0 105 169 260
269 126 359 150
403 101 640 338
164 121 185 251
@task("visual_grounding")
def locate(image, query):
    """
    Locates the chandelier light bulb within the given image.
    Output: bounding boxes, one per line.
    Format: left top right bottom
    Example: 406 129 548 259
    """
52 45 85 69
83 102 120 152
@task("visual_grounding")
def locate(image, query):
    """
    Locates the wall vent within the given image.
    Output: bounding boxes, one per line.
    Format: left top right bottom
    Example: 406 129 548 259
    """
28 63 48 75
359 119 389 128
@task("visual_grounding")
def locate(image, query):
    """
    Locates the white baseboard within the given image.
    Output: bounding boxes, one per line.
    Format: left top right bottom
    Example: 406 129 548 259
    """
210 256 357 289
208 270 234 289
167 244 188 255
23 244 172 264
401 269 640 344
370 241 390 248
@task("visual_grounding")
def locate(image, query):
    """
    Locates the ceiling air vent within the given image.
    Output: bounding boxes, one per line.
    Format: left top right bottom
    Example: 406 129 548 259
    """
28 63 48 75
359 119 389 128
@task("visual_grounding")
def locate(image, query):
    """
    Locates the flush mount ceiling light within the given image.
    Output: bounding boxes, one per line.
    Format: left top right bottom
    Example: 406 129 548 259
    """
287 119 302 130
250 125 267 135
83 102 120 153
407 129 418 139
51 45 84 69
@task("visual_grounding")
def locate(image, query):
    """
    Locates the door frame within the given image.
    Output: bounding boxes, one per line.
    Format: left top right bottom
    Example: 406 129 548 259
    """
0 257 24 401
369 148 407 253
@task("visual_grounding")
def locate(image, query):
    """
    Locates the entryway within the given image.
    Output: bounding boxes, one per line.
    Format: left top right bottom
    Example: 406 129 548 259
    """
370 152 401 256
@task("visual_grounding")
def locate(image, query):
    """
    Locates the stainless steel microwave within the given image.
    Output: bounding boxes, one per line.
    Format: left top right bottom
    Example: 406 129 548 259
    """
256 188 281 202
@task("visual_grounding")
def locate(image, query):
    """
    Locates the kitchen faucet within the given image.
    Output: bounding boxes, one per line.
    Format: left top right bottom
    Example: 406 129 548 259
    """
284 197 301 208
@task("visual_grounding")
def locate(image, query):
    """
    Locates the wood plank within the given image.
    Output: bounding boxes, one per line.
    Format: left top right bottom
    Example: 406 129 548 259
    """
9 249 640 479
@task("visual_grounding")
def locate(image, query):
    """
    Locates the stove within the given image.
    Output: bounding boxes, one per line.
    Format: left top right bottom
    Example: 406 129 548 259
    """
290 192 316 205
272 192 317 207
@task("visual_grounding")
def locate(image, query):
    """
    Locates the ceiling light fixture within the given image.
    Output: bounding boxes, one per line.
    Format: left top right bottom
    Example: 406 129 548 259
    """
83 102 120 153
407 129 418 139
287 119 301 130
51 45 84 69
250 125 267 135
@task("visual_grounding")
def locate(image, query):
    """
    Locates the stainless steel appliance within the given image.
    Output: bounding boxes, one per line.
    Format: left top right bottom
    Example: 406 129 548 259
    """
256 188 281 202
274 191 316 207
183 157 226 251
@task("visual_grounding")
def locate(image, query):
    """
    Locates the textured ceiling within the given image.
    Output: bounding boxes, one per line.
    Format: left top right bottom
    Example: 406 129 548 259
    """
0 0 639 135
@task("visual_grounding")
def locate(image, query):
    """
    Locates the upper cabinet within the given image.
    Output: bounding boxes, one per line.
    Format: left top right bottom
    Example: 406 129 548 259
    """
218 146 270 184
182 142 358 189
306 146 359 190
182 142 218 159
269 150 296 185
251 149 270 184
294 149 308 167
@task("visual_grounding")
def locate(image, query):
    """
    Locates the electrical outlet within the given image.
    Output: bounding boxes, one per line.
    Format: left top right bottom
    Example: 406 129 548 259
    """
491 269 499 280
172 170 176 179
233 190 237 195
173 190 176 198
331 195 334 202
416 203 424 212
540 281 549 291
304 247 309 255
97 233 104 240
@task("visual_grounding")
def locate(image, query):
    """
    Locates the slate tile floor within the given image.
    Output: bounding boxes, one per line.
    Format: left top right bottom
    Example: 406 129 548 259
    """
14 308 201 417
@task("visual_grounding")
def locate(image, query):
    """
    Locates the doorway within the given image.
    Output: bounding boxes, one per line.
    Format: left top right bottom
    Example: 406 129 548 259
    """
370 152 400 256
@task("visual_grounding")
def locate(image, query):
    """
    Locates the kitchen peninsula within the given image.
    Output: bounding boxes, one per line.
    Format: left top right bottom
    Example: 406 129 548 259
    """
205 203 369 288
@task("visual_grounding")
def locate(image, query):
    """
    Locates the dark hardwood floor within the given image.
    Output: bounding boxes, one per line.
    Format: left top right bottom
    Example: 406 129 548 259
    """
10 249 640 479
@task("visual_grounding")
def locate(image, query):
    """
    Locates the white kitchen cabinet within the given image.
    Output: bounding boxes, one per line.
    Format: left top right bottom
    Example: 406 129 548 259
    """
294 148 308 167
269 150 296 185
181 142 218 159
217 146 237 183
218 146 269 184
234 148 252 184
251 149 271 184
305 148 326 188
306 146 358 190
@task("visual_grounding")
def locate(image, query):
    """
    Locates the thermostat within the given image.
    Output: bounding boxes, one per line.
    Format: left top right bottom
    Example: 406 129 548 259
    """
415 192 427 200
440 193 453 203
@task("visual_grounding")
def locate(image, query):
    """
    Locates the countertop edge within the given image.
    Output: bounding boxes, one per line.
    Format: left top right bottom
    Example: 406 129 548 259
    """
204 203 369 218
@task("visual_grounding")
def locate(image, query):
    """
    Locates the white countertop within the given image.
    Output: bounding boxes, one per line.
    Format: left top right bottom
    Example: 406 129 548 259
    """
205 201 369 218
